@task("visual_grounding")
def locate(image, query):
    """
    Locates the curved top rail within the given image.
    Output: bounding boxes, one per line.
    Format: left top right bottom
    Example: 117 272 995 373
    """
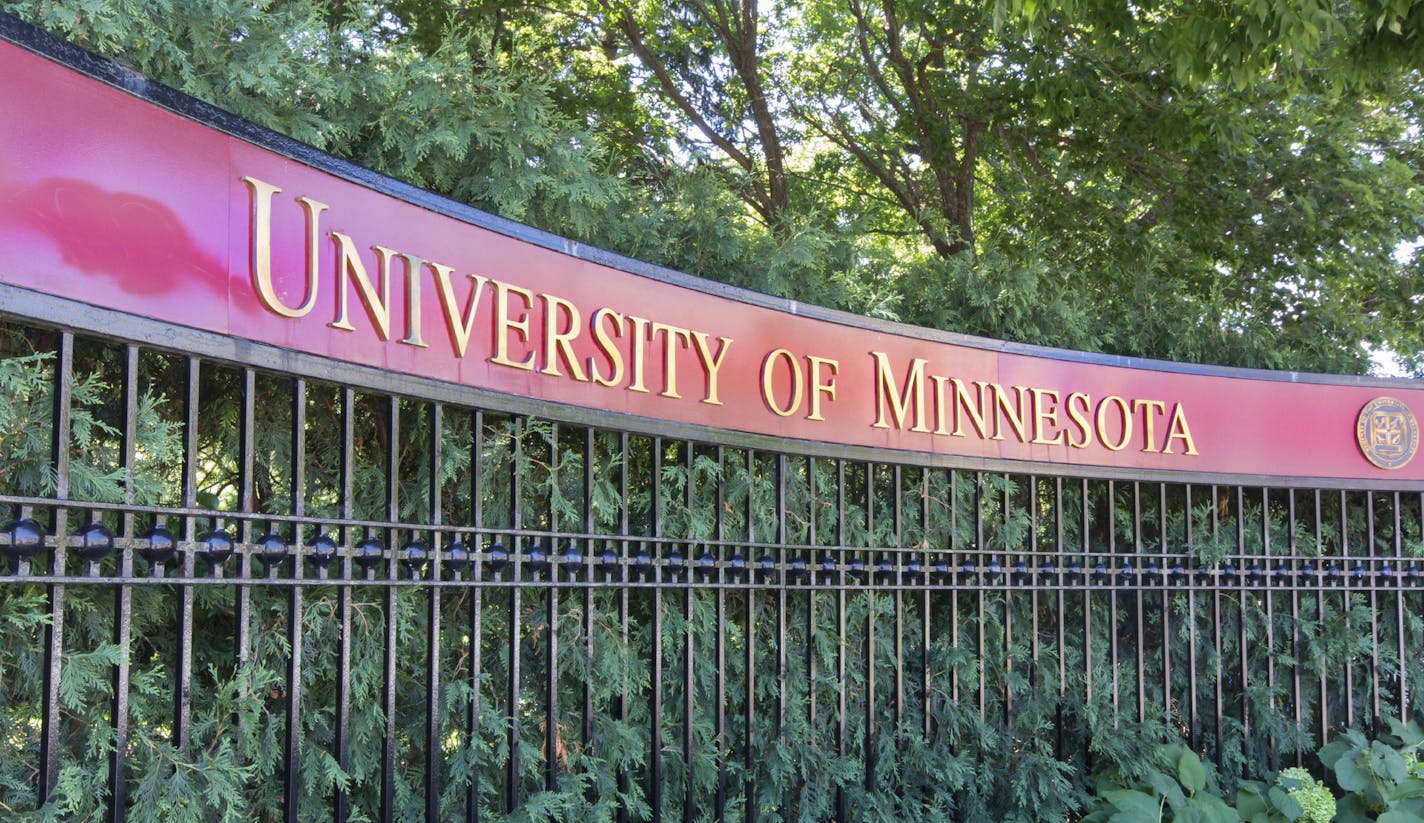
1 12 1421 488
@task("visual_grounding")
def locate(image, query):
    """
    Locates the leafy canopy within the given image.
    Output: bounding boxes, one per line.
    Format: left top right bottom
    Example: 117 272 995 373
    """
7 0 1423 373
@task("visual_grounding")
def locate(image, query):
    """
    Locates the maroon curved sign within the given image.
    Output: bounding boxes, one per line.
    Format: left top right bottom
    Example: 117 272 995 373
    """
1 34 1420 484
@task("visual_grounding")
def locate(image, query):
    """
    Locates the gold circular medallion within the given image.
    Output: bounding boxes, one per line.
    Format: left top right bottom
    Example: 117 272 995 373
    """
1356 397 1419 470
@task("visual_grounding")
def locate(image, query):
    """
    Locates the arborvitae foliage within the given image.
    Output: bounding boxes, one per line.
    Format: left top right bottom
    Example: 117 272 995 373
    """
0 322 1420 820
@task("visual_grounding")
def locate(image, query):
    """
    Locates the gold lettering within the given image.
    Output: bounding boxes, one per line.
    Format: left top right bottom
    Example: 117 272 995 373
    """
539 293 587 381
398 253 427 348
949 378 991 438
690 332 731 405
328 236 392 339
761 349 802 417
625 315 651 393
993 384 1029 442
807 356 839 421
428 263 490 358
1031 388 1065 445
1095 395 1132 451
490 280 535 370
1163 404 1199 455
588 308 625 388
1133 399 1167 453
242 176 324 318
1065 392 1092 448
650 322 692 399
930 376 952 435
870 353 928 431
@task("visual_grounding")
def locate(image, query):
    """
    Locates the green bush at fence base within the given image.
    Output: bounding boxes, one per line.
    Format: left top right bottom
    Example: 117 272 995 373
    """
1084 719 1424 822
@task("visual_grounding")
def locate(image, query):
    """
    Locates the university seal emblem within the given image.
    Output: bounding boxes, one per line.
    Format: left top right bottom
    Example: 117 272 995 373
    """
1356 397 1419 470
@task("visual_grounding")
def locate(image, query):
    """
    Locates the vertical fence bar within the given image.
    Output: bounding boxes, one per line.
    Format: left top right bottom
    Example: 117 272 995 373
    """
806 456 818 796
1001 474 1012 725
1108 479 1120 727
1235 486 1249 744
684 442 695 823
1133 482 1144 726
714 444 727 823
468 409 485 823
865 462 877 793
426 402 444 821
108 344 139 823
893 466 904 740
1082 478 1092 714
1395 492 1407 723
1415 492 1424 726
775 453 787 817
617 431 631 823
975 472 985 718
335 387 356 823
1342 489 1354 730
1262 487 1276 766
1315 489 1326 746
835 459 848 823
743 447 756 823
1029 477 1039 697
237 368 256 716
1054 476 1066 759
1288 489 1303 766
683 552 694 820
38 331 71 806
951 470 960 706
546 425 561 796
584 428 596 758
507 418 524 813
1185 484 1197 749
1368 491 1381 729
1159 482 1171 726
922 469 933 740
175 356 200 759
380 396 400 822
1416 492 1424 725
284 378 307 823
1211 485 1223 761
650 438 663 823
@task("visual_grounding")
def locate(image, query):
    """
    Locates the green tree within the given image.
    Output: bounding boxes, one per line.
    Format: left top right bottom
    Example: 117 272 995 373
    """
5 0 1422 375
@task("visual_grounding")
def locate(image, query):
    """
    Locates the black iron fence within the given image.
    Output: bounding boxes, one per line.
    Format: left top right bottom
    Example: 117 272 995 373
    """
0 309 1420 821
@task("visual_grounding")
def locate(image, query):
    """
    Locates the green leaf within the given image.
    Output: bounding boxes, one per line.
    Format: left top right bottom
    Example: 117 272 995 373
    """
1175 799 1239 823
1335 754 1370 792
1236 786 1268 817
1267 785 1302 820
1179 748 1208 795
1318 739 1349 769
1198 794 1242 823
1105 789 1161 820
1388 777 1424 800
1374 741 1410 783
1334 794 1375 823
1149 770 1189 809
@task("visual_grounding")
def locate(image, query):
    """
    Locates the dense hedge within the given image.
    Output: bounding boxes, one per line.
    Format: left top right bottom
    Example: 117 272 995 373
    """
0 325 1420 821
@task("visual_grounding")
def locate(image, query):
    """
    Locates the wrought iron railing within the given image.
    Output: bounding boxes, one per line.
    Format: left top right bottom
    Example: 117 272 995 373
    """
0 315 1419 821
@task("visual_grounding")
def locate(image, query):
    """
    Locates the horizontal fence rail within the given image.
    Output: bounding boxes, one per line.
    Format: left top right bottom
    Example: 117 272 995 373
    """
0 318 1421 822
